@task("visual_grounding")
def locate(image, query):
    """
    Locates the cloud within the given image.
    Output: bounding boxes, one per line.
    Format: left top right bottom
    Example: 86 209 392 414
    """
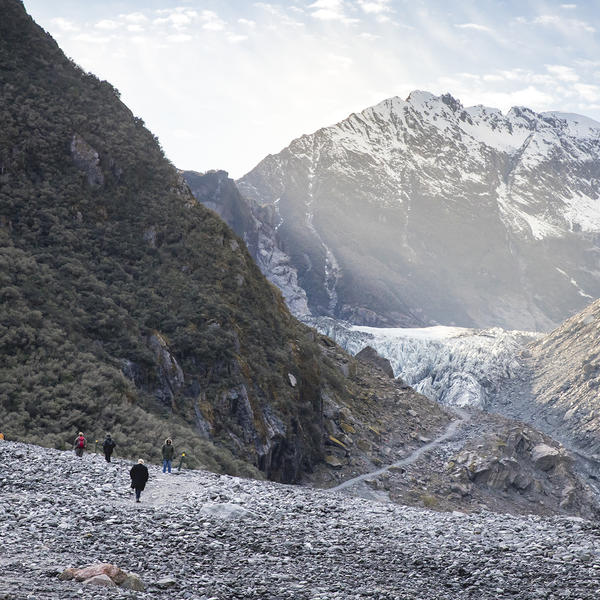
238 18 256 28
73 33 112 44
546 64 579 82
358 32 380 40
533 14 595 33
200 10 226 31
154 9 200 30
308 0 358 24
455 23 492 33
573 83 600 102
357 0 392 15
50 17 78 32
560 4 577 8
226 33 248 43
119 12 148 25
94 19 121 31
167 33 193 43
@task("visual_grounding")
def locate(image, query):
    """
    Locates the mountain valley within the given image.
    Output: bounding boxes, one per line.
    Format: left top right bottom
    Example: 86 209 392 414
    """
4 0 600 596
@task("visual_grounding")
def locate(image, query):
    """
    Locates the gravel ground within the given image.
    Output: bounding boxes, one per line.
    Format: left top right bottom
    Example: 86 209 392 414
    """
2 440 600 600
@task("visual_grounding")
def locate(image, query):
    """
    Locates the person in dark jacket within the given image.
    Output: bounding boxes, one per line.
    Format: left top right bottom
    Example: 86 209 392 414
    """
130 459 149 503
73 432 86 457
161 438 175 473
102 434 116 462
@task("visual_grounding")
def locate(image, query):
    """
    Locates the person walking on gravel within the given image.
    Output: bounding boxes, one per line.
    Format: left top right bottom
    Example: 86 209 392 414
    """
162 438 175 473
130 459 149 503
102 434 116 462
73 432 86 457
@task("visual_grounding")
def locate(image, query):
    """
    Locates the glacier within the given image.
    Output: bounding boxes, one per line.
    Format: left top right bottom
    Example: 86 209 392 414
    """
308 317 542 409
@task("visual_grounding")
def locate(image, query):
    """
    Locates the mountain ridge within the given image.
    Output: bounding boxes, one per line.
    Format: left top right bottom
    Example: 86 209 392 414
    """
234 89 600 330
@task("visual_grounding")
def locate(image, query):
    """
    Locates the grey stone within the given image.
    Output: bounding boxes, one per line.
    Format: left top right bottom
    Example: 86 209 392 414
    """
82 574 117 588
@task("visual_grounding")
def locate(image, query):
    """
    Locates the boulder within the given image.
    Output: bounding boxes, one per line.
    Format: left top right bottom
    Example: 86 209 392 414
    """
156 576 178 588
325 455 344 468
121 573 146 591
83 574 117 588
199 502 256 520
355 346 395 378
59 563 130 587
63 563 128 584
531 444 561 471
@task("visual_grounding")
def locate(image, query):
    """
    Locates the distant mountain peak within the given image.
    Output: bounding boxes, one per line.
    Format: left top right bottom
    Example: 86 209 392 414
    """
237 90 600 330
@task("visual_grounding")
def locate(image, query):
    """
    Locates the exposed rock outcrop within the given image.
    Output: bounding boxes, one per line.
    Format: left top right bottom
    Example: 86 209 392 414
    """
70 133 104 186
184 170 311 317
356 345 395 378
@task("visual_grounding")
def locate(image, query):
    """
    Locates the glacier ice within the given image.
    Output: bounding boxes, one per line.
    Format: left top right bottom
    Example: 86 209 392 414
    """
308 317 542 409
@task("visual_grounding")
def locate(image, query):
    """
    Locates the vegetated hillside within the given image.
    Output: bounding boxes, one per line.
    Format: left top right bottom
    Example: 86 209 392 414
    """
0 0 451 483
237 92 600 331
529 299 600 455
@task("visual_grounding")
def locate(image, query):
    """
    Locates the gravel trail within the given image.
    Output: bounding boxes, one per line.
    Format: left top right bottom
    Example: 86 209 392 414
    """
3 440 600 599
331 409 471 492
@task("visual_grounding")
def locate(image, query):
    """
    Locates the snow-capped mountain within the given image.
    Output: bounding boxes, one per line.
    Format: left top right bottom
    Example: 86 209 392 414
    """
309 316 541 409
238 91 600 330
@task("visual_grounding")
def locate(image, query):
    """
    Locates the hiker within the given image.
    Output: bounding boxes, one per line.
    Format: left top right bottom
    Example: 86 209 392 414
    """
130 459 149 503
102 434 116 462
73 432 86 457
0 432 4 441
162 438 175 473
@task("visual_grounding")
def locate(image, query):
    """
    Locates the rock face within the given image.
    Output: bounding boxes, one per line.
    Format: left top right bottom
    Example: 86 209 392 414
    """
238 92 600 330
4 441 600 600
355 345 395 378
70 133 104 187
184 170 311 317
450 426 574 500
527 298 600 456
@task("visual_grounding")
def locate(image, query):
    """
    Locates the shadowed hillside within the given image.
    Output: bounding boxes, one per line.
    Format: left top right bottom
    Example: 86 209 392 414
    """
0 0 449 482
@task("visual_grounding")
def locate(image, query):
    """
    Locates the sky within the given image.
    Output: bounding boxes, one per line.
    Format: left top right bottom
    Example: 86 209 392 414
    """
22 0 600 178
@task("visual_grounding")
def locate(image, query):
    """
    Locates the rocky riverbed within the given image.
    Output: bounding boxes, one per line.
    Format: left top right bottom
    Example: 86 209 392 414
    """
2 441 600 599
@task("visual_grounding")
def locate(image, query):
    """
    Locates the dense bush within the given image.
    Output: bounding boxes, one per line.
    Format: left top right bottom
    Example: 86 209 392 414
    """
0 0 330 480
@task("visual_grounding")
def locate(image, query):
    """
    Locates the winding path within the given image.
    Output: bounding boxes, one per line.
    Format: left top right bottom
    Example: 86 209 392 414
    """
331 408 471 492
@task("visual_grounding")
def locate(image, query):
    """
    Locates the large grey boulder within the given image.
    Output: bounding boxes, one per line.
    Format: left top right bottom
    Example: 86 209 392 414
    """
531 444 561 471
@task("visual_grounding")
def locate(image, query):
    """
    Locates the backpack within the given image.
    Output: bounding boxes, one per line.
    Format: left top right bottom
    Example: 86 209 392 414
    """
77 437 85 449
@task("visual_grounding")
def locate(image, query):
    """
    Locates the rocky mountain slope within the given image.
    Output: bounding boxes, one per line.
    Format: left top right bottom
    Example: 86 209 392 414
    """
527 299 600 456
4 440 600 599
0 0 449 483
184 170 310 316
236 91 600 331
310 305 600 491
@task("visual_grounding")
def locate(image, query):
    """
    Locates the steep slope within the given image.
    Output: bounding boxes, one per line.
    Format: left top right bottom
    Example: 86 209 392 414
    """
528 299 600 455
0 0 448 482
184 170 310 316
238 91 600 330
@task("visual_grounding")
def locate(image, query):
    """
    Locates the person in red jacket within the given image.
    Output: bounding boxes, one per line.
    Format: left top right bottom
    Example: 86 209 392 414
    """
73 432 86 457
